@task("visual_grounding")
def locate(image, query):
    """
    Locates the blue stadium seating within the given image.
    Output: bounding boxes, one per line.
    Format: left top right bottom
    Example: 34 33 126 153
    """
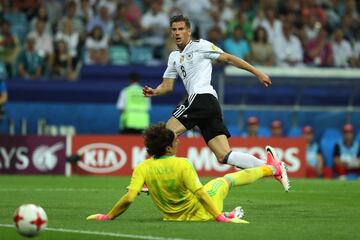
287 127 302 137
227 125 241 136
320 128 342 168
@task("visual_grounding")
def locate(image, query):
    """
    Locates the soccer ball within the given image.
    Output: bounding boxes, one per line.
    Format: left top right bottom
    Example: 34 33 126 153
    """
13 204 48 237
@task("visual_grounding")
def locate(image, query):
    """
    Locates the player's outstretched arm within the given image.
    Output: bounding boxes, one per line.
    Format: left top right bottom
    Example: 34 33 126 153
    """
218 52 272 87
143 78 175 97
86 189 138 221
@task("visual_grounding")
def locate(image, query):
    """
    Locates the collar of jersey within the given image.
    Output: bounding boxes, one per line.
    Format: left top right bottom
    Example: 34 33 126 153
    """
179 40 193 53
154 155 175 160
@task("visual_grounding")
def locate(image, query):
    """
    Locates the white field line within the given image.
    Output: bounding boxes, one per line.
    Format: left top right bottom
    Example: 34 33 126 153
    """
0 188 350 193
0 188 119 192
0 224 189 240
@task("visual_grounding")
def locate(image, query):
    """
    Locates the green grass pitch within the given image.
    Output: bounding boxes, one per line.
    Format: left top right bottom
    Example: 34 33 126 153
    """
0 175 359 240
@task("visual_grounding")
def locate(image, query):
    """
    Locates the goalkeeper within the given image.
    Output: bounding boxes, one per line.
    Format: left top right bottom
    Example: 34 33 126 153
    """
87 123 287 223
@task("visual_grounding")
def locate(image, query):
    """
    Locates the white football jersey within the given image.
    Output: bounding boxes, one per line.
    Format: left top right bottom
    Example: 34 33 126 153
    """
163 39 223 98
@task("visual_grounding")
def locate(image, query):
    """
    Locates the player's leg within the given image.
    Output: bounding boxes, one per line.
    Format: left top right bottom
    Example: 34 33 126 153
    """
203 178 230 213
166 116 187 136
207 135 266 168
223 166 273 188
203 166 273 214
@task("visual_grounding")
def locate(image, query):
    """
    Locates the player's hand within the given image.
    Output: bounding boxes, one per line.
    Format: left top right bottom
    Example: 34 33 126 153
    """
86 214 111 221
143 85 156 97
215 214 249 224
257 72 272 87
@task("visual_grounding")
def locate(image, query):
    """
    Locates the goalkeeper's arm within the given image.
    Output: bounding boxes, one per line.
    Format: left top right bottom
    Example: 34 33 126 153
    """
194 187 248 223
87 189 138 220
194 187 221 218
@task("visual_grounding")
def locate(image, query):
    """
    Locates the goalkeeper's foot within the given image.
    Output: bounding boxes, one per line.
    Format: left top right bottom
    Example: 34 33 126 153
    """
266 145 290 192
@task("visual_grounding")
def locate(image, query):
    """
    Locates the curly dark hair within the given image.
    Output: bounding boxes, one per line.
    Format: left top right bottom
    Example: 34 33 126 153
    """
144 123 175 158
170 15 191 29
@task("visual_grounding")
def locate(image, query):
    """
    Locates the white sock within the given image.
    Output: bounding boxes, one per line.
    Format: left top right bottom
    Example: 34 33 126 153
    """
226 151 265 169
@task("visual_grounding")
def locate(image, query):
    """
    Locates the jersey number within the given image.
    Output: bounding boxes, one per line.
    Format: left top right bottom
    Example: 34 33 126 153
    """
151 179 182 204
180 65 187 78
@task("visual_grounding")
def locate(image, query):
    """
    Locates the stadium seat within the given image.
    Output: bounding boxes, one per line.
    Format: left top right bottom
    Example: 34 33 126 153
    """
227 125 241 136
356 131 360 142
258 127 271 137
320 138 337 169
322 128 342 141
130 46 153 64
109 46 129 65
320 128 342 169
287 127 302 137
0 63 7 80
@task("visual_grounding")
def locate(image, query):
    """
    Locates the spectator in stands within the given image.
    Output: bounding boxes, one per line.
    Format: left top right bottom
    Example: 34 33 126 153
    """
322 1 340 31
27 19 54 72
304 28 333 67
4 3 28 41
140 0 169 61
0 79 7 122
331 28 355 68
252 8 282 45
303 14 321 41
302 126 325 178
0 20 20 78
301 1 327 27
270 120 283 137
333 124 360 179
340 14 357 42
213 0 235 29
243 116 259 137
175 0 212 38
85 26 109 65
58 1 85 35
228 10 253 41
121 0 142 24
354 28 360 67
247 26 274 66
111 3 141 46
43 0 63 28
51 40 76 80
87 4 113 37
16 36 43 80
55 19 80 68
75 0 94 25
274 22 303 67
116 72 151 134
30 4 52 33
207 10 227 36
224 25 250 60
207 26 225 51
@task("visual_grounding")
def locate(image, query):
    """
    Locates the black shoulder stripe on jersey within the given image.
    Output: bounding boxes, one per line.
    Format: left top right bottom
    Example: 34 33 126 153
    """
193 39 200 42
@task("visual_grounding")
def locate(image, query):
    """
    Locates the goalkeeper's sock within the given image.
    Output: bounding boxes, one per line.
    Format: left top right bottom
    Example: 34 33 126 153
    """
224 166 272 188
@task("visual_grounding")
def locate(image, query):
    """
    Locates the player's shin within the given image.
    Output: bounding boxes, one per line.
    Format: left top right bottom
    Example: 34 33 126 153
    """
224 166 272 187
224 151 266 169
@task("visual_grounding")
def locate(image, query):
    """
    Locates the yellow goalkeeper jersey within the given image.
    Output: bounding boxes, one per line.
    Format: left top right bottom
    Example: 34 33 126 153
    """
127 155 213 221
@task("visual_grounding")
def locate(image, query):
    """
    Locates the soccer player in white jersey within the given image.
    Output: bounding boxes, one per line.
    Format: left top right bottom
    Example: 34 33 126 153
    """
143 15 289 191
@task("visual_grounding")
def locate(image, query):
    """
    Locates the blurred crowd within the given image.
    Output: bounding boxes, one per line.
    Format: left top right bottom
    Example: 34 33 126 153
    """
0 0 359 81
242 116 360 180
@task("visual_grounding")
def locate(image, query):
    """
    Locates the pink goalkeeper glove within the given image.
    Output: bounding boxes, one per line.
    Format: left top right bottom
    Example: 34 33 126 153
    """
86 214 111 221
215 214 249 224
215 214 231 223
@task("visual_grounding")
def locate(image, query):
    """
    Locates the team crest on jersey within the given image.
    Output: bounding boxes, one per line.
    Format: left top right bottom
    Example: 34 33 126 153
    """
186 52 193 60
180 55 185 64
